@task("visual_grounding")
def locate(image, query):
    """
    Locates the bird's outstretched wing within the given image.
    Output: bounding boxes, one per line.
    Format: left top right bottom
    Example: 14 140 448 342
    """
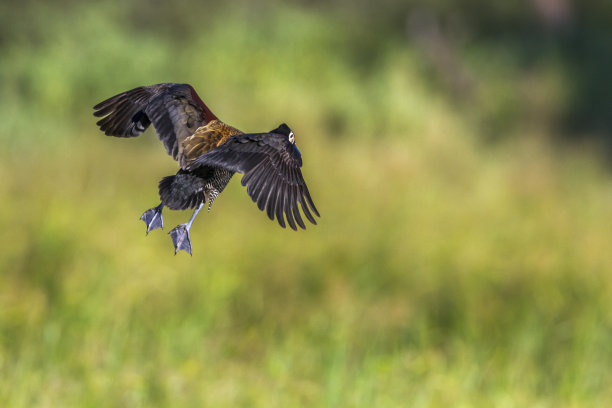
93 83 218 161
187 132 319 230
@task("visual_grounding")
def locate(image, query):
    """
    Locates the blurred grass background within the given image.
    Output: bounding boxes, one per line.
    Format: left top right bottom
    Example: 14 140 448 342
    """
1 0 612 406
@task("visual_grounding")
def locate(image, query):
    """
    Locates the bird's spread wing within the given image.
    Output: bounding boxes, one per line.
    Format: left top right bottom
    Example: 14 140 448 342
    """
93 83 217 161
187 132 319 230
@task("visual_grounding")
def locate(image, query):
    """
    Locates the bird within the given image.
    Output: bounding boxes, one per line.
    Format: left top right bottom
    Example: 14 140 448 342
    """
93 83 319 255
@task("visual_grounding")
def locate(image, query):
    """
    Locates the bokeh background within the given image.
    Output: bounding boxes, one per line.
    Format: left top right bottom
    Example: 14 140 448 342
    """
1 0 612 406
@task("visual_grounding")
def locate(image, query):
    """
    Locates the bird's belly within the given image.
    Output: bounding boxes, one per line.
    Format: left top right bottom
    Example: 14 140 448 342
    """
203 168 234 206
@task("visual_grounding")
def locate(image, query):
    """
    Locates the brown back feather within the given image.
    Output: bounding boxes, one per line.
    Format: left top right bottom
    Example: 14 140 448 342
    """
179 120 243 168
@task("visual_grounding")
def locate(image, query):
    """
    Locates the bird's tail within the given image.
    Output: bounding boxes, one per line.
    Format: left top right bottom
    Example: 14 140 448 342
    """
158 170 205 211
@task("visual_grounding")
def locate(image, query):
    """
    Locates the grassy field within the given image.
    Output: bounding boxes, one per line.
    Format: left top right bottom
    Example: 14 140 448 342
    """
1 2 612 407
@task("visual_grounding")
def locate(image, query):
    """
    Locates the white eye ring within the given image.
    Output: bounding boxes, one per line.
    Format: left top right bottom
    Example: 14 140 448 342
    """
288 131 295 144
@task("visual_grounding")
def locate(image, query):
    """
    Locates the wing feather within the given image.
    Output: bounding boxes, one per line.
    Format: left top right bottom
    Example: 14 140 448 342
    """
93 83 216 162
292 185 307 230
246 161 270 200
187 131 318 229
298 187 317 225
284 184 297 230
274 182 286 228
265 174 280 221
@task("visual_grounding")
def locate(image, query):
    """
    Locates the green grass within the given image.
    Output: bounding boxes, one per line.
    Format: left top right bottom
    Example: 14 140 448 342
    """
1 2 612 407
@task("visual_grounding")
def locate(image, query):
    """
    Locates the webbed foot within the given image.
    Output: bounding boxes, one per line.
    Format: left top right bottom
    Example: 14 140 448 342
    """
169 224 193 255
140 203 164 234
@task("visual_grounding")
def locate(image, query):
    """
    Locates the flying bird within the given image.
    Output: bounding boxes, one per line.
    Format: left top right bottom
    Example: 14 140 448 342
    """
93 83 319 254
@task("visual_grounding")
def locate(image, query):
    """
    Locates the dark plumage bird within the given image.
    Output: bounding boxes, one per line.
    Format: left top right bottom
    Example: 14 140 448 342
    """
93 83 319 254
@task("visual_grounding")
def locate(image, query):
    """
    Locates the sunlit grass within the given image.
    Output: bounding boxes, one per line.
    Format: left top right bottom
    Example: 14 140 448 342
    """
1 2 611 407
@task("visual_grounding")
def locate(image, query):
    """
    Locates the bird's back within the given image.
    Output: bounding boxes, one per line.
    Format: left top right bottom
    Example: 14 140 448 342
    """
179 120 243 168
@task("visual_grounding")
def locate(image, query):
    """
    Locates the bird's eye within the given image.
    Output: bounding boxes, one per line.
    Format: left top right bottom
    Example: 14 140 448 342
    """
288 131 295 144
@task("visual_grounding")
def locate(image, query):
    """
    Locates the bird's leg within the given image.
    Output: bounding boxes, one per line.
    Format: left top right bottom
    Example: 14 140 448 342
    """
169 203 203 255
140 203 164 234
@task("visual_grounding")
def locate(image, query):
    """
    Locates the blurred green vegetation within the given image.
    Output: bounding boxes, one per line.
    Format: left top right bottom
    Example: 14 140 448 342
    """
1 0 612 406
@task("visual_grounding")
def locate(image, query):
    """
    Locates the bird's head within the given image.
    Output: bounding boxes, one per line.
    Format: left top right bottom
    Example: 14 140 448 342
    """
271 123 295 144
